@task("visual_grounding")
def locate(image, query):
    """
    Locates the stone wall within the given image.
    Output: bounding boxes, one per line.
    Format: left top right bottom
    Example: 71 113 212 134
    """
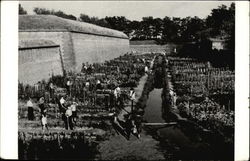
19 47 63 85
71 32 129 71
19 31 75 71
19 31 130 84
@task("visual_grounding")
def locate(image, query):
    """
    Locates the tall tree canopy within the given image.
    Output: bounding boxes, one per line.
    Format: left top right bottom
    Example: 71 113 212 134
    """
30 3 234 45
19 4 27 15
33 7 77 20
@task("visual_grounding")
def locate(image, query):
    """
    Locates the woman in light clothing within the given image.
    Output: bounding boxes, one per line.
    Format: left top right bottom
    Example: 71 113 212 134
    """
27 97 34 120
41 113 48 131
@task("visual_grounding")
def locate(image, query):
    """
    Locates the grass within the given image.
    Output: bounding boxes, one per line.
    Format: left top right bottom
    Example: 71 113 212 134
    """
19 15 128 39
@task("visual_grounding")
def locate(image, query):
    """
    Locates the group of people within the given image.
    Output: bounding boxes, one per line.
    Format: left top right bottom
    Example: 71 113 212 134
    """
26 95 79 131
57 96 78 130
22 52 156 136
26 96 49 131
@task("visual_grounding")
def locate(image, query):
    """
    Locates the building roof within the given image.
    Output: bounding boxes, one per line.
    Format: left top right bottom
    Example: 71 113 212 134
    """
19 15 128 39
19 39 59 49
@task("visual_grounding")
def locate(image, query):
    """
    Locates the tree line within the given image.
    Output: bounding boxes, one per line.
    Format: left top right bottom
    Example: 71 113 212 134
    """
19 3 234 49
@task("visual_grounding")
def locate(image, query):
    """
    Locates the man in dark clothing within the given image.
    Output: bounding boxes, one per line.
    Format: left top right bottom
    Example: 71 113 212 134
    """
65 105 74 130
49 82 55 101
58 96 73 130
39 97 46 116
124 114 133 140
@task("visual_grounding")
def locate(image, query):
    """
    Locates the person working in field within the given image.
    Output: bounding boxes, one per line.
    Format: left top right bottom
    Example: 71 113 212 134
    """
123 113 140 140
41 113 48 131
59 96 66 112
129 88 136 112
70 98 78 125
38 97 46 116
114 85 121 106
144 65 149 74
58 96 71 130
38 96 48 131
26 97 34 120
65 103 74 130
66 79 73 96
49 82 55 101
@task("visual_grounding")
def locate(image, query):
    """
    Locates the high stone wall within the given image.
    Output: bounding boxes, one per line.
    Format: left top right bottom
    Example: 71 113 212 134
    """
19 47 63 85
71 32 129 71
19 31 129 84
19 31 75 71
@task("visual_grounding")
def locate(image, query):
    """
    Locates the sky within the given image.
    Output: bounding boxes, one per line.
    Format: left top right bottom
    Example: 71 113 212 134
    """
20 1 233 21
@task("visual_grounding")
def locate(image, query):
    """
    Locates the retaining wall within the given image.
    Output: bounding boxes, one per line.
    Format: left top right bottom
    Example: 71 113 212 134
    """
19 31 130 84
71 32 129 71
19 31 75 71
19 46 63 84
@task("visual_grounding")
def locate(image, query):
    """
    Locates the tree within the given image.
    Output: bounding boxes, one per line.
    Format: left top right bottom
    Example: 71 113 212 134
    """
205 3 235 50
224 3 235 51
206 4 234 37
33 7 76 20
162 16 181 43
33 7 51 15
79 14 91 23
104 16 131 36
19 4 27 15
141 16 154 39
180 16 206 42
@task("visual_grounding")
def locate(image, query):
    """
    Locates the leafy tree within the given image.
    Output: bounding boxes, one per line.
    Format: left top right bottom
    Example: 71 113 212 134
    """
104 16 131 36
79 14 92 23
152 18 163 39
33 7 76 20
205 3 235 50
181 16 206 42
162 17 181 43
206 4 234 37
33 7 51 15
19 4 27 15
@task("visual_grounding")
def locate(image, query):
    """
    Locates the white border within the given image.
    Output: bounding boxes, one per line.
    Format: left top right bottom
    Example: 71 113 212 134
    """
235 1 249 161
0 1 249 160
0 1 18 159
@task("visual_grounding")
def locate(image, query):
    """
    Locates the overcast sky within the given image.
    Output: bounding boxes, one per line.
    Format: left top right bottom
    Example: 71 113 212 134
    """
20 1 233 21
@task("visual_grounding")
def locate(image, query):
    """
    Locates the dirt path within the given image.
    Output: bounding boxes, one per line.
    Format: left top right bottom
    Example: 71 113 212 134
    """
98 73 166 160
118 74 148 120
98 130 165 160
